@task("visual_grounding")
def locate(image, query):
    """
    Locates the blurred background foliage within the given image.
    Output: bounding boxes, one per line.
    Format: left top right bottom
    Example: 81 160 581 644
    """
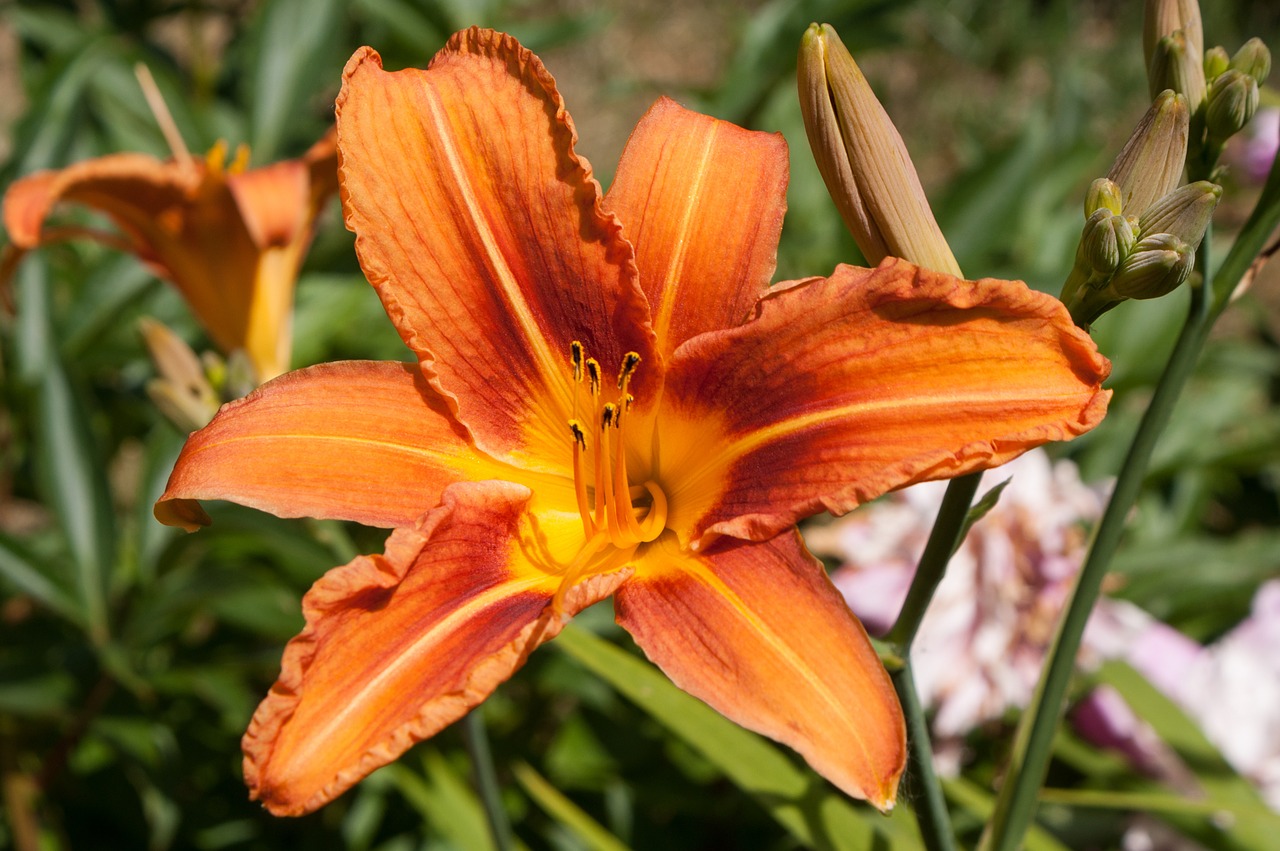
1 0 1279 848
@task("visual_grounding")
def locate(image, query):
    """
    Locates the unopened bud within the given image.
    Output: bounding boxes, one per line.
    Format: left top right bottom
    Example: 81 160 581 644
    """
1107 90 1190 216
1085 178 1124 217
1144 0 1204 77
1081 209 1137 277
139 317 221 432
1204 45 1230 81
1110 233 1195 300
1205 69 1260 142
1148 31 1207 107
1230 38 1271 86
798 22 960 274
1137 180 1221 249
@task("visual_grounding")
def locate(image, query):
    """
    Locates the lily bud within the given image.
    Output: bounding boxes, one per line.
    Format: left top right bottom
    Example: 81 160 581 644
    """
1148 31 1207 107
1230 38 1272 86
798 22 961 275
1081 209 1137 277
1205 69 1260 143
1110 233 1195 300
1144 0 1203 72
1137 180 1221 249
1085 178 1124 217
1203 46 1230 81
1107 90 1190 217
139 317 221 433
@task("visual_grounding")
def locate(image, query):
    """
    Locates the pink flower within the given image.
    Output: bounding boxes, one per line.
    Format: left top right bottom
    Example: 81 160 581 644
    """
805 449 1114 770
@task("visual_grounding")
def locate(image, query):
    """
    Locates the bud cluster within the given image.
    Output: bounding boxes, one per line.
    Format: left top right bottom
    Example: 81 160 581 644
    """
1060 88 1221 325
1144 0 1271 177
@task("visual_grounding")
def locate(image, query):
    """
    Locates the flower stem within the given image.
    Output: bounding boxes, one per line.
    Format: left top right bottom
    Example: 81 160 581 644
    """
881 471 981 850
891 660 957 851
886 472 983 652
981 248 1213 851
462 709 514 851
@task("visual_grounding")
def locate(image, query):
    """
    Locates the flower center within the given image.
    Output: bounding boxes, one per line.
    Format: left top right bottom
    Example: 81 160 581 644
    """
550 341 669 616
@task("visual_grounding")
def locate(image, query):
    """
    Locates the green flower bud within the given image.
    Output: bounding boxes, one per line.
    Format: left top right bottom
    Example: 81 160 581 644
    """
1205 69 1260 142
1230 38 1272 86
1204 45 1230 81
1144 0 1203 79
1110 233 1195 300
1137 180 1221 249
1081 209 1137 277
797 23 961 275
1107 90 1190 217
1085 178 1124 217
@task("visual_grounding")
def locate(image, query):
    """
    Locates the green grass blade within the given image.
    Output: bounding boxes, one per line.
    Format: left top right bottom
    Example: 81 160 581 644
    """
554 624 918 851
512 761 631 851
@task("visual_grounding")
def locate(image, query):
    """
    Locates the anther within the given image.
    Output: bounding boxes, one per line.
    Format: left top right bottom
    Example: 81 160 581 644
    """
586 359 601 395
617 352 641 389
568 420 586 449
570 341 584 381
601 403 617 429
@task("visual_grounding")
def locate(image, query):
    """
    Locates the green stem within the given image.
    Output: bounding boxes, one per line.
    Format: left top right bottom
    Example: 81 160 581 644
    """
982 246 1213 851
886 472 983 652
878 471 981 850
462 710 514 851
891 661 957 851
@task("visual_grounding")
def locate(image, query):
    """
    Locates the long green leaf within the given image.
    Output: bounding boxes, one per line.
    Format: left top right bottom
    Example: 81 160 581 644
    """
512 761 631 851
554 625 918 851
247 0 344 161
0 530 82 626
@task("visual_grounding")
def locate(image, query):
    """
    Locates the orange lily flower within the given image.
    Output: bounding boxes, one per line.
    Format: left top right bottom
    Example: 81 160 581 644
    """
3 130 338 382
154 28 1111 816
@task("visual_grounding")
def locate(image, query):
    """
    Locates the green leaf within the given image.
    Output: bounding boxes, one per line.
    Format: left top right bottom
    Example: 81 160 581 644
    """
554 625 919 851
381 750 515 851
943 777 1071 851
956 477 1011 550
0 530 83 626
246 0 345 161
512 761 630 851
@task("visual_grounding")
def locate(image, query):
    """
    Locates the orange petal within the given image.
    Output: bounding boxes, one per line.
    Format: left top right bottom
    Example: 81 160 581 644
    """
155 361 513 531
659 257 1112 545
616 530 905 809
335 29 657 473
604 98 788 359
244 481 630 815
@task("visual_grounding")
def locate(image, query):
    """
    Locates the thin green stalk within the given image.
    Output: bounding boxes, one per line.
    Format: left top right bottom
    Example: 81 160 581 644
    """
982 250 1212 851
984 142 1280 851
462 709 514 851
886 472 983 651
877 471 981 851
891 661 956 851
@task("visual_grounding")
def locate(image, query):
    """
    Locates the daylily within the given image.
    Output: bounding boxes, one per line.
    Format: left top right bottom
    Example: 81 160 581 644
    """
154 28 1111 816
2 129 338 382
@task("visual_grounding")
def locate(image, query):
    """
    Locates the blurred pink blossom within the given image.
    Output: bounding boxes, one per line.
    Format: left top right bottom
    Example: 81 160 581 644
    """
1231 106 1279 183
804 448 1115 771
1079 580 1280 812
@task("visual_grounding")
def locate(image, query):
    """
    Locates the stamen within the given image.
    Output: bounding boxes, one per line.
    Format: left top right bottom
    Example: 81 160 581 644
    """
617 352 641 390
568 420 593 537
570 341 584 381
585 359 601 396
550 532 609 620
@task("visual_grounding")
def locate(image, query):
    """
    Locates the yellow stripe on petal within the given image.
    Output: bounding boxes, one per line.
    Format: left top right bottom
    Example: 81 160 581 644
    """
155 361 532 531
245 481 631 816
658 258 1111 546
616 530 905 809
